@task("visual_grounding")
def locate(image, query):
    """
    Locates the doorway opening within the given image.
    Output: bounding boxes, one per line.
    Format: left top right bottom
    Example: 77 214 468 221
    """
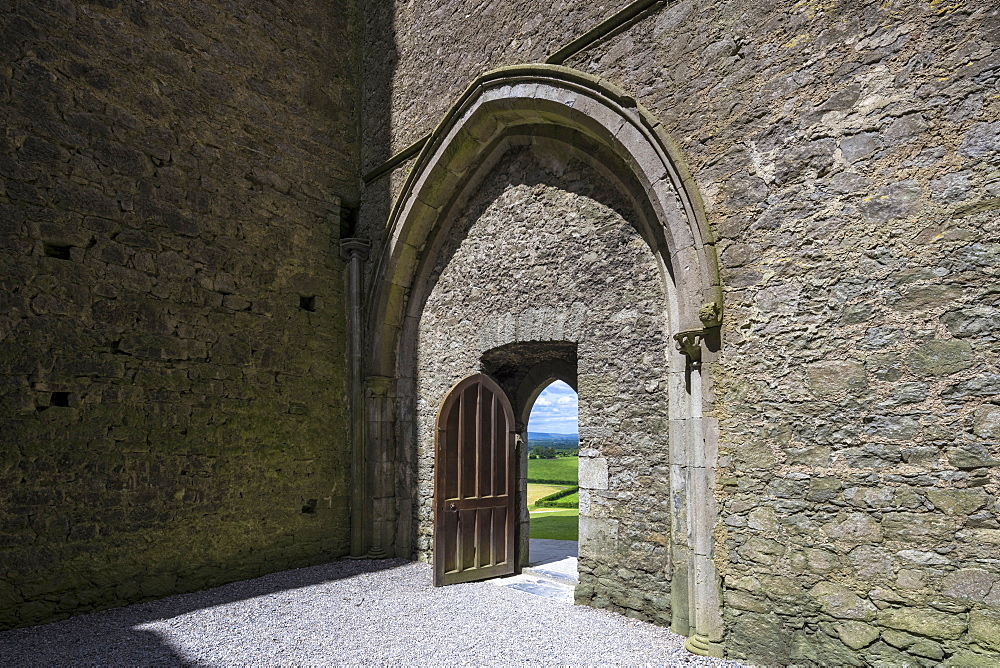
526 380 579 581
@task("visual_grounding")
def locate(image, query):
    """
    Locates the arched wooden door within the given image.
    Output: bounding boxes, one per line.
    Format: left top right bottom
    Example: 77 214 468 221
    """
434 374 516 586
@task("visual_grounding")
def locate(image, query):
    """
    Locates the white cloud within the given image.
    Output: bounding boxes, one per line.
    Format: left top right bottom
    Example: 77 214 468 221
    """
528 380 578 434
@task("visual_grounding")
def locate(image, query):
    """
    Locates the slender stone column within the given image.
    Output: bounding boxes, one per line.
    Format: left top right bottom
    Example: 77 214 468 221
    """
340 238 371 557
366 375 395 558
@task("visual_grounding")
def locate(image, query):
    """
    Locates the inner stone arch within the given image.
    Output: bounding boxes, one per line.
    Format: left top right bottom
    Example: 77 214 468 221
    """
481 339 578 567
413 144 673 623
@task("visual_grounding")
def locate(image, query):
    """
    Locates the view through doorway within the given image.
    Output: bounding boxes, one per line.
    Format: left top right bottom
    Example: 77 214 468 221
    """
526 380 579 582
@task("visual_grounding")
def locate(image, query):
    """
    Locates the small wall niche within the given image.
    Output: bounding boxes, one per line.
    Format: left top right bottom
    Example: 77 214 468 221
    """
50 392 71 407
43 243 73 260
299 295 317 312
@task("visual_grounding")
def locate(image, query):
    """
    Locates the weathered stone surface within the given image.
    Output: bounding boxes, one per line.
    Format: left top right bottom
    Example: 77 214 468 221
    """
859 180 922 222
897 550 949 566
739 537 786 565
836 621 880 650
807 360 868 399
892 285 964 313
946 445 1000 470
850 545 894 578
972 406 1000 439
959 121 1000 159
927 489 989 516
943 569 997 603
946 649 1000 667
789 629 865 666
727 612 789 664
878 607 968 640
944 305 1000 339
969 608 1000 652
823 513 883 544
810 582 877 621
578 457 609 490
943 375 1000 401
883 512 957 542
906 340 974 376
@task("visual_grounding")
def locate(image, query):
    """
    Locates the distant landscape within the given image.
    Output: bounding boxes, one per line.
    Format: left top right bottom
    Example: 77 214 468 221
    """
526 431 578 450
527 454 579 541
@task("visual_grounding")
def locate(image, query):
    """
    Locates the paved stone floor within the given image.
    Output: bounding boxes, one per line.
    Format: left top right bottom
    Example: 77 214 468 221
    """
495 538 579 601
0 553 743 666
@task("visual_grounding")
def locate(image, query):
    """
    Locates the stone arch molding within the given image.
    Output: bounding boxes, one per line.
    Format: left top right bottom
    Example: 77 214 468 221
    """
363 64 724 651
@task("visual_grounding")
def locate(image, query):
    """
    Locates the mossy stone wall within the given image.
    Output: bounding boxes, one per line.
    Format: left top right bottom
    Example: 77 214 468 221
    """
0 0 358 630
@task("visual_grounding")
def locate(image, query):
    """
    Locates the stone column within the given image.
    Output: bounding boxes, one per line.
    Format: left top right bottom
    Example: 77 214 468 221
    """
366 375 395 558
340 238 370 557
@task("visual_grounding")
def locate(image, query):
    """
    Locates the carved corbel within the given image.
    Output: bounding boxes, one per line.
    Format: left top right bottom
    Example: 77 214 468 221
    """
673 301 722 369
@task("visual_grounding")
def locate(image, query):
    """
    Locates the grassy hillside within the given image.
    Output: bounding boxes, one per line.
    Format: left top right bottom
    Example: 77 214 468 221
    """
527 456 578 484
529 508 578 540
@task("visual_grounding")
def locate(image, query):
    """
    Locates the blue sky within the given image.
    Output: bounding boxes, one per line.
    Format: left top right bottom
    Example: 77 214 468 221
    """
527 380 578 434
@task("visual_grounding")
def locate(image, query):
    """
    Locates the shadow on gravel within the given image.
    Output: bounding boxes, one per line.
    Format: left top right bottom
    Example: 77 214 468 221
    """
0 558 408 666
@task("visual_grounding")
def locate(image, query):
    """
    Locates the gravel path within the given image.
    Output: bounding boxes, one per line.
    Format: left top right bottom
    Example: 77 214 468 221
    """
0 559 743 666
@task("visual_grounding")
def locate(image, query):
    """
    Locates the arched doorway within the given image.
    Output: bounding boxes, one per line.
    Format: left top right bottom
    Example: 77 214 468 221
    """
525 380 580 578
362 65 723 650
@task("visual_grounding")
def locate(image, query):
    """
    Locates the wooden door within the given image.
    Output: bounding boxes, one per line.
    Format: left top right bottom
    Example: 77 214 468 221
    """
434 374 516 586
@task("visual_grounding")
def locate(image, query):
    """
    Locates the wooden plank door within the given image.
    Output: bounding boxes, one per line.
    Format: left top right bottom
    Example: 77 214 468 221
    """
434 374 516 586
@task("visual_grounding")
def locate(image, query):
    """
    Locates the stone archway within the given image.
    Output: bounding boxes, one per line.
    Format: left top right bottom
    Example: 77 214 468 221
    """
362 64 723 652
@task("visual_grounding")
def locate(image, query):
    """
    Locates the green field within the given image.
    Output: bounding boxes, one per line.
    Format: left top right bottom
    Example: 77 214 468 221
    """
526 456 578 484
557 490 579 505
529 508 579 540
527 483 569 506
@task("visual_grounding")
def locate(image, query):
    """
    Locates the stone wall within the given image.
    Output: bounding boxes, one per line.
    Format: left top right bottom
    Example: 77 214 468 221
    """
356 0 628 243
0 0 358 630
373 0 999 664
414 145 675 626
568 1 999 664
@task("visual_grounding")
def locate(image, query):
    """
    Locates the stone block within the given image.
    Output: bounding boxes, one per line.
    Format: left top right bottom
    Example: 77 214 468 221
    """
738 536 785 565
944 569 996 603
823 512 883 544
807 360 867 399
945 649 1000 667
579 516 618 558
877 607 967 640
578 457 608 490
836 621 879 650
727 612 789 664
927 489 989 516
789 629 864 666
969 608 1000 652
946 445 1000 469
810 581 877 621
882 512 956 542
906 340 974 376
972 406 1000 439
850 545 894 577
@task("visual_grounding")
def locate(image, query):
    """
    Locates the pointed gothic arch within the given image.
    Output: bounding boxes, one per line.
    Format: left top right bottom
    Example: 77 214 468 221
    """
362 64 724 650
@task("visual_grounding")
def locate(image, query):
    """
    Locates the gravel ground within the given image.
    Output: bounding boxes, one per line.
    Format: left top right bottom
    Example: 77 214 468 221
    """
0 559 744 666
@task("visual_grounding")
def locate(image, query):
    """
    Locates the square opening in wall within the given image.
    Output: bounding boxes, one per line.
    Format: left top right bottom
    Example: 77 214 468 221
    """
50 392 70 407
299 295 317 312
43 243 73 260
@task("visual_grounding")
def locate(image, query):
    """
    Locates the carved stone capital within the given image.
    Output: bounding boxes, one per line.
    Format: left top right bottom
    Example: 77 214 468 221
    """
339 237 371 261
365 375 394 396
